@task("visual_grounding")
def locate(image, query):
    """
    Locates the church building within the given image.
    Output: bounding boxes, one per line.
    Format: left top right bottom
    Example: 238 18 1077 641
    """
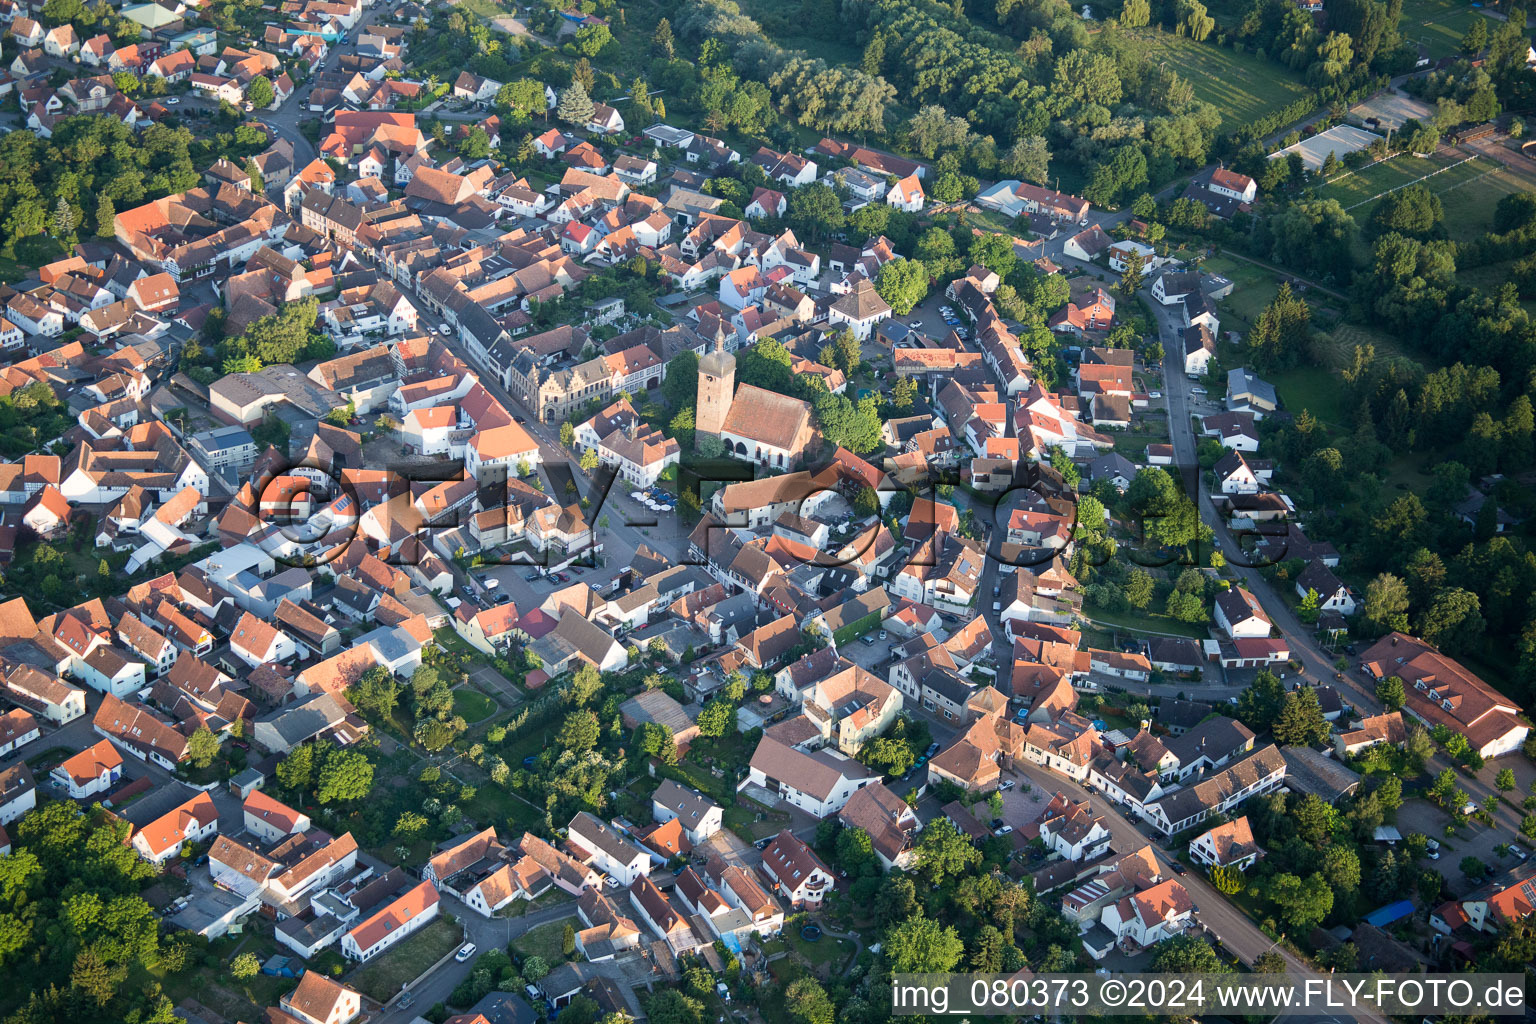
696 339 815 470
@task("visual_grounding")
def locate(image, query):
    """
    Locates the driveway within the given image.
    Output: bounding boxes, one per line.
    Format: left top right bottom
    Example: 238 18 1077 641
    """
375 898 581 1024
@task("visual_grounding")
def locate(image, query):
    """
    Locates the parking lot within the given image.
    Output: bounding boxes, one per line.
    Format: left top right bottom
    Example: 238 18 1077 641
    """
1395 797 1527 895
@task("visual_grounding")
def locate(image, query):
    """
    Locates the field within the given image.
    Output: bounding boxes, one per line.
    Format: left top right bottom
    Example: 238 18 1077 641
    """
1314 151 1465 210
1433 159 1536 240
452 686 498 724
512 919 570 964
348 918 464 1002
1125 30 1313 129
1400 0 1487 60
1318 151 1536 241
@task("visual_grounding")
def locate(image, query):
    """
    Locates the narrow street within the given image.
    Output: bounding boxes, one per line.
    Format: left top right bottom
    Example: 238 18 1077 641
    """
1005 756 1391 1024
373 900 581 1024
1152 300 1530 845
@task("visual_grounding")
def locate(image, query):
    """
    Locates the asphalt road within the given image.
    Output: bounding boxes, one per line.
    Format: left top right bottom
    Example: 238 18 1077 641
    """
374 899 580 1024
1004 756 1391 1024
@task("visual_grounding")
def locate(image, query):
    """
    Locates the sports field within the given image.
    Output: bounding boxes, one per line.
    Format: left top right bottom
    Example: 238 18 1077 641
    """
1128 31 1313 128
1314 151 1467 209
1320 152 1536 240
1433 160 1536 240
1400 0 1488 60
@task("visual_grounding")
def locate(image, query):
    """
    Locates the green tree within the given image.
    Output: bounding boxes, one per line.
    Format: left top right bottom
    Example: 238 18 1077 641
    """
185 727 219 769
246 75 274 109
1416 587 1485 654
230 951 260 979
1124 569 1155 609
557 710 600 752
1498 768 1517 792
1236 670 1287 732
785 978 835 1024
497 79 547 116
913 817 981 885
884 915 965 973
1210 864 1244 895
95 194 115 238
1375 675 1405 711
276 743 315 792
1269 872 1334 928
647 991 703 1024
573 23 612 56
316 749 373 803
1151 933 1225 972
393 811 429 838
1274 688 1330 746
1120 0 1151 27
695 699 732 737
787 182 844 241
556 81 595 126
875 258 928 315
652 17 675 58
1363 573 1411 635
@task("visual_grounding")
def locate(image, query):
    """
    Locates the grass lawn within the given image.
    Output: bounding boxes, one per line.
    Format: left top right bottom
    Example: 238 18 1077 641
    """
1199 254 1288 332
512 919 570 964
462 771 545 830
348 917 464 1002
453 687 498 724
1401 0 1487 59
1434 161 1536 242
1125 29 1312 129
785 928 855 969
0 235 68 285
723 801 792 842
433 626 479 659
1315 151 1462 211
1266 365 1350 432
1083 605 1213 639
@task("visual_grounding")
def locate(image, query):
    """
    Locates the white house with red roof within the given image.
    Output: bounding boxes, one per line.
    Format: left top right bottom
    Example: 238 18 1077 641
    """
131 789 219 865
243 788 311 843
50 738 122 798
886 174 925 212
0 708 38 757
230 611 299 668
759 829 834 907
1096 877 1194 952
561 221 598 255
342 880 440 960
1209 167 1257 204
746 187 786 219
279 971 362 1024
1214 587 1272 639
534 128 569 158
1189 816 1263 871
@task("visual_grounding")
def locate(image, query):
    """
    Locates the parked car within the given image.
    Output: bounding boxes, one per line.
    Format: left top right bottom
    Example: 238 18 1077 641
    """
861 635 876 646
999 779 1016 791
926 743 940 757
878 630 888 640
438 324 451 336
994 825 1014 836
166 97 180 105
1427 849 1441 860
1191 386 1207 394
455 943 477 962
495 592 512 604
1170 862 1186 874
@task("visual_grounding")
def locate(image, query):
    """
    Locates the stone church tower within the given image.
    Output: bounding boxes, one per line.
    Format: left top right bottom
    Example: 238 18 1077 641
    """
695 337 735 438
